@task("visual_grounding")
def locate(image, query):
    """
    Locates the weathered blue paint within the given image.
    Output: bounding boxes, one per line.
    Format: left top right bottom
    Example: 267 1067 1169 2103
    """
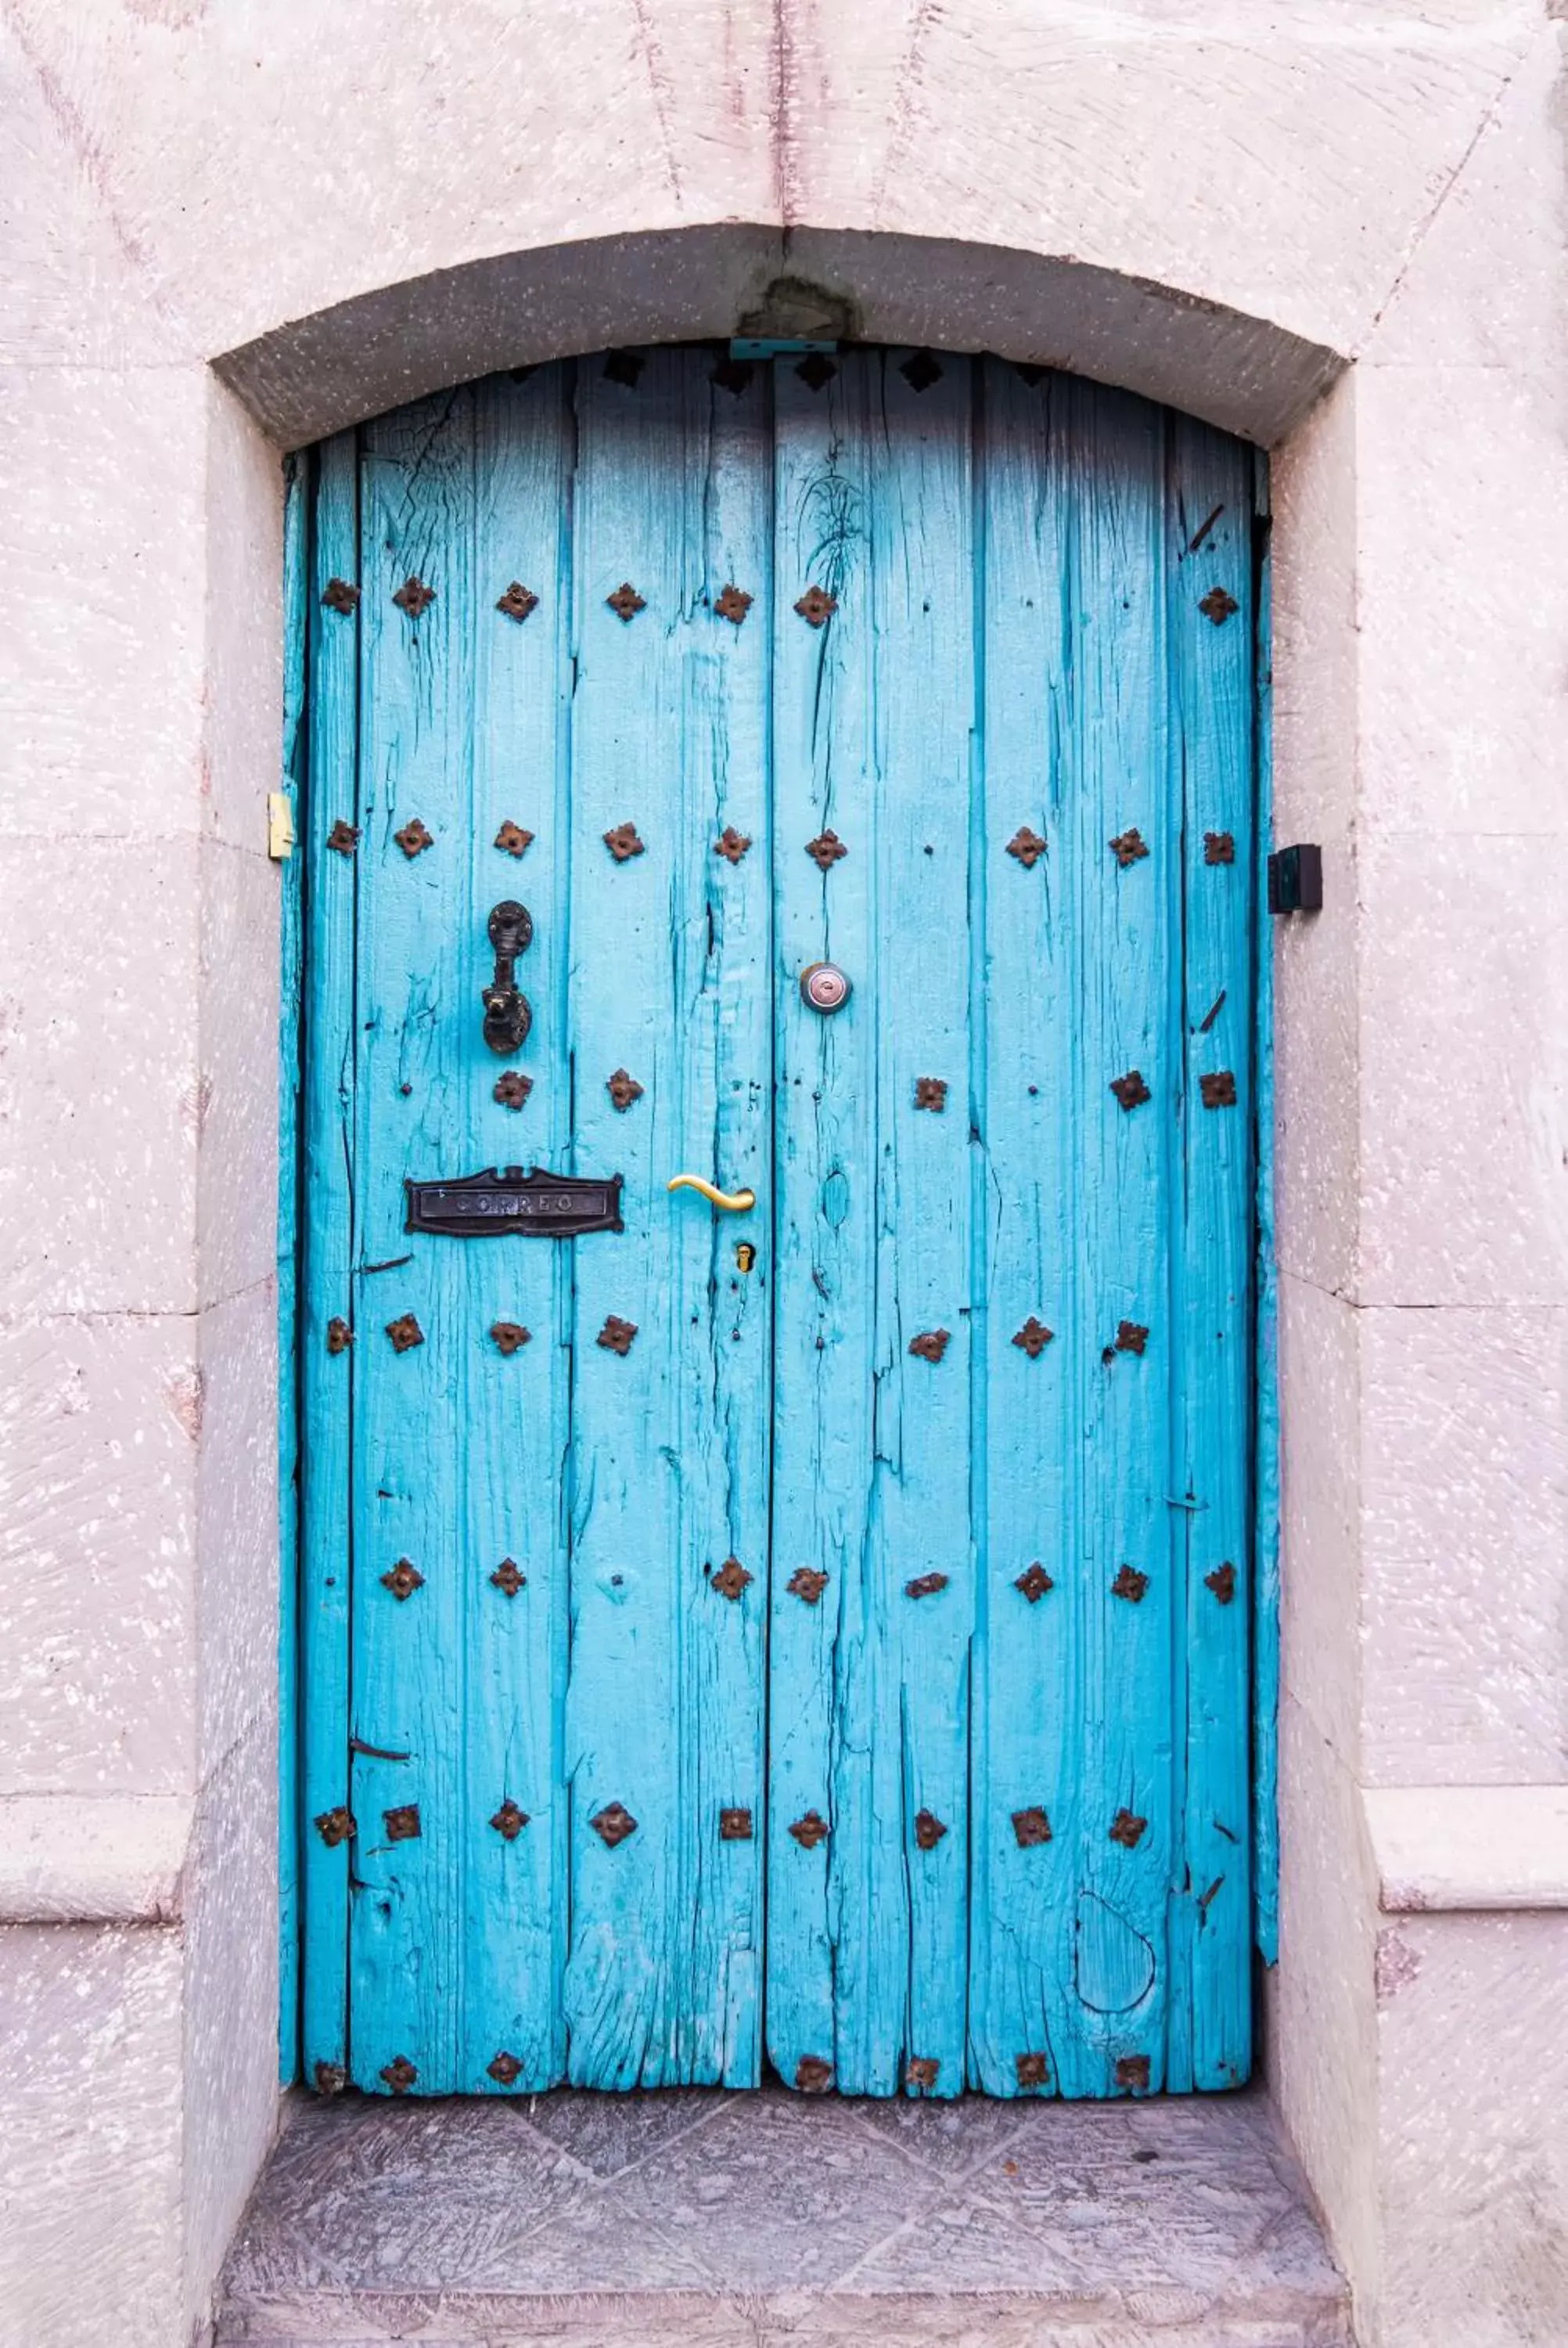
277 449 307 2084
293 349 1267 2096
1251 450 1280 1968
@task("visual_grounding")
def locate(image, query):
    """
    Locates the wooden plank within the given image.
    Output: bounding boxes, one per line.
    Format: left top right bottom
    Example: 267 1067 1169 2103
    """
459 367 574 2092
348 388 477 2093
1164 414 1256 2088
563 347 771 2086
966 362 1083 2098
1251 448 1280 1970
298 430 360 2087
277 447 307 2086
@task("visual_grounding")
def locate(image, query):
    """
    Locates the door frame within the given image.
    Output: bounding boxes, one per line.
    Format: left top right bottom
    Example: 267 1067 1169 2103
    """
273 348 1278 2086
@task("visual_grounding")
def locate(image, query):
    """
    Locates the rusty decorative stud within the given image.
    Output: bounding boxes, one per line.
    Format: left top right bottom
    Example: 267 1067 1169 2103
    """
1200 1070 1237 1108
1006 826 1047 868
1206 1561 1238 1604
326 1316 353 1355
494 1071 533 1110
794 584 838 628
386 1313 424 1352
393 577 436 618
1116 2054 1152 2091
1115 1320 1149 1356
604 349 645 387
591 1802 638 1848
720 1808 753 1841
606 582 647 622
789 1810 829 1849
597 1315 637 1356
1109 1809 1149 1849
1012 1316 1054 1359
491 1799 530 1842
380 2055 419 2093
394 817 433 858
603 821 646 862
606 1068 644 1111
905 1572 949 1600
788 1566 829 1604
491 1321 531 1356
714 584 753 625
314 1806 356 1848
312 2061 347 2095
496 582 539 622
1015 1561 1054 1604
1204 830 1235 866
907 2055 940 2091
914 1077 948 1111
1199 587 1239 625
1012 1806 1053 1847
487 2051 523 2085
909 1329 951 1363
914 1809 948 1851
383 1804 422 1842
711 1556 753 1601
714 826 753 864
796 355 836 391
381 1558 425 1601
900 349 943 393
491 1558 526 1596
1110 1070 1150 1110
1016 2051 1049 2087
322 578 361 614
1109 828 1149 867
712 356 753 396
1112 1565 1149 1604
325 819 360 855
795 2054 833 2091
805 829 847 869
495 820 534 856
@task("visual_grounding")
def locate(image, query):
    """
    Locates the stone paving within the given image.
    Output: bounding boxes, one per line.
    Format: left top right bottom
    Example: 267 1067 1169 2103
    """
216 2083 1352 2347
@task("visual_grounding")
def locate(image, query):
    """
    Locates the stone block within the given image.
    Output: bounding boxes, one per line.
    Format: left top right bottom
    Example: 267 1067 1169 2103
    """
199 838 282 1312
196 1275 279 1774
202 383 288 858
1278 1272 1362 1765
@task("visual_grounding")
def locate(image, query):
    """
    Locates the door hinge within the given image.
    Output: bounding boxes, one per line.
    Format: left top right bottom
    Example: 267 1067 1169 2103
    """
268 792 296 860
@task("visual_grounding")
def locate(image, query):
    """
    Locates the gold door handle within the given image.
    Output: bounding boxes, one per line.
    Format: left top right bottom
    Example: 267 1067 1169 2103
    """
667 1175 757 1213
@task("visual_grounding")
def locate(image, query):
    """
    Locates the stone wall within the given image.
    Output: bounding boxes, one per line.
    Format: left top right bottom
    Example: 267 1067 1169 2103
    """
0 5 1563 2344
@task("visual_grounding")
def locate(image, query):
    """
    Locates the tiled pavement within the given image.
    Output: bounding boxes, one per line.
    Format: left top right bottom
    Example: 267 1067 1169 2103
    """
216 2083 1352 2346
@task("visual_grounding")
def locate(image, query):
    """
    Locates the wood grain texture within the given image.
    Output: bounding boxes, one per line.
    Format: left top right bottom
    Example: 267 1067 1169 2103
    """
277 447 307 2086
1250 448 1280 1971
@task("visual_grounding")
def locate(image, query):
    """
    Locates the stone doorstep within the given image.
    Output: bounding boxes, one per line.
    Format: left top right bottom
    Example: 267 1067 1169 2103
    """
215 2083 1352 2348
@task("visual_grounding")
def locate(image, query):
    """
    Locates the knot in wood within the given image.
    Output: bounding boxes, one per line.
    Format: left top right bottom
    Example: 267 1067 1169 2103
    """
394 817 433 858
325 819 359 854
380 1558 425 1601
491 1321 531 1356
789 1810 829 1850
379 2055 419 2093
908 1329 951 1363
804 829 847 868
1015 1561 1054 1604
1005 826 1047 868
385 1313 424 1352
321 578 361 614
711 1556 753 1601
487 2051 523 2085
1012 1316 1054 1359
1012 1806 1052 1848
494 820 534 856
490 1799 530 1842
714 826 753 863
591 1802 638 1848
493 1071 532 1109
1109 1808 1149 1849
596 1315 638 1356
913 1809 948 1851
714 584 753 625
787 1567 829 1604
794 584 838 627
605 582 646 621
1203 830 1235 866
1109 827 1149 867
491 1558 526 1596
1112 1565 1150 1604
383 1805 422 1842
606 1068 644 1110
392 576 436 618
495 582 538 622
1110 1070 1150 1110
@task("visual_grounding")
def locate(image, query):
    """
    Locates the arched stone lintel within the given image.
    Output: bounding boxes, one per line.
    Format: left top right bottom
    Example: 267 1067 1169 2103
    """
214 224 1343 454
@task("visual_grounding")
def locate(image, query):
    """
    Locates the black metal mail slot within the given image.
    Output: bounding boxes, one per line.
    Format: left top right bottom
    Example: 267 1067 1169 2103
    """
405 1165 624 1238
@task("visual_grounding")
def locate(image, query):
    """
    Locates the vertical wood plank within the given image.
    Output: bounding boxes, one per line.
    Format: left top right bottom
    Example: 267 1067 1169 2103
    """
1166 416 1256 2087
349 389 477 2092
1251 449 1280 1971
460 367 574 2091
564 348 771 2086
278 448 307 2085
299 430 360 2086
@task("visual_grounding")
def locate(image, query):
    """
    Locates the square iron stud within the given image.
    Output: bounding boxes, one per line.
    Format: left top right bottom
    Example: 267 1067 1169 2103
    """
1204 830 1235 866
1012 1316 1054 1358
711 356 754 395
591 1802 638 1848
913 1809 948 1851
490 1799 530 1841
1116 2054 1152 2092
491 1558 526 1596
380 2055 419 2093
494 1071 532 1109
1109 827 1149 867
325 820 360 854
606 582 646 621
805 829 847 868
1015 1561 1054 1604
714 826 753 864
905 1572 949 1600
914 1077 948 1111
603 821 645 861
900 350 943 393
1014 362 1048 387
1199 1070 1237 1108
487 2051 523 2086
394 817 433 857
1006 826 1047 868
1115 1321 1149 1356
788 1567 829 1604
909 1329 950 1363
392 577 436 618
794 584 838 627
1110 1070 1151 1111
321 578 361 614
313 2061 347 2095
596 1315 638 1356
1199 587 1239 625
1112 1565 1149 1604
907 2056 940 2091
789 1810 829 1849
1109 1809 1149 1849
491 1321 531 1355
795 2054 833 2091
496 583 539 622
325 1317 353 1355
1012 1806 1053 1847
711 1556 753 1601
494 820 534 856
383 1805 422 1842
720 1807 753 1841
603 349 645 386
795 355 836 391
380 1558 425 1601
714 584 753 625
1205 1561 1238 1604
1016 2051 1049 2088
314 1806 356 1847
386 1313 424 1352
606 1068 644 1111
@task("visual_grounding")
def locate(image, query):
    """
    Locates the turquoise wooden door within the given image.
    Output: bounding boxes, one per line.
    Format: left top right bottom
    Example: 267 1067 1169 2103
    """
296 348 1259 2101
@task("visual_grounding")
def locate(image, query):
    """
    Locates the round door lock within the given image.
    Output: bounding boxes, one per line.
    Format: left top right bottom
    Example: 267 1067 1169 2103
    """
800 962 852 1014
